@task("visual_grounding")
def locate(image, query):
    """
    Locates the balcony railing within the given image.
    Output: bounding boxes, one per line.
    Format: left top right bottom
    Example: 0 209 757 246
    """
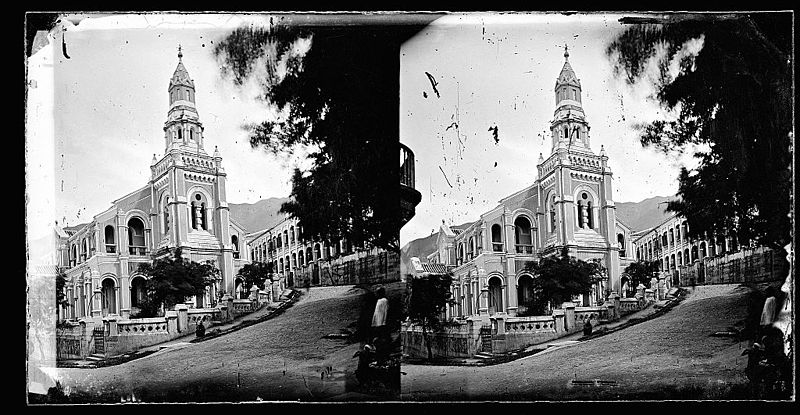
105 245 116 254
129 246 147 256
400 143 415 189
515 244 534 254
492 243 504 252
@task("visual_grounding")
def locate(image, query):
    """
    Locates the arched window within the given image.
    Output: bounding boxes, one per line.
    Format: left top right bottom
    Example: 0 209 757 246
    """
231 235 239 259
491 224 503 252
549 195 557 233
691 246 698 262
178 129 182 141
467 237 475 260
70 244 77 266
306 247 313 264
104 225 116 253
279 258 284 274
700 242 707 259
514 217 533 254
290 226 295 244
314 244 321 261
127 217 146 255
488 277 503 315
298 250 304 267
457 243 464 265
618 233 626 257
130 277 147 309
283 230 288 246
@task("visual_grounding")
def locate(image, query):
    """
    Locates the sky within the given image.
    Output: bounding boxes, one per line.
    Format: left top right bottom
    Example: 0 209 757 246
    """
34 13 313 229
399 13 701 245
28 12 699 241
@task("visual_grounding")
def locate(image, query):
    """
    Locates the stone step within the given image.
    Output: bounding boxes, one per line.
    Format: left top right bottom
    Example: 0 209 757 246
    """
86 354 105 361
474 352 493 359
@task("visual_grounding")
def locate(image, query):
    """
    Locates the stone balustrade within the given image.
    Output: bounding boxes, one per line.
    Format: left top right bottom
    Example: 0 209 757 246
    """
117 318 169 336
504 315 557 334
619 297 644 315
574 307 606 326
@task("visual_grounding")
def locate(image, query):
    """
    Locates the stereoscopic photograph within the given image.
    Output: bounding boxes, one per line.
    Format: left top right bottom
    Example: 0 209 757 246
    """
25 11 793 404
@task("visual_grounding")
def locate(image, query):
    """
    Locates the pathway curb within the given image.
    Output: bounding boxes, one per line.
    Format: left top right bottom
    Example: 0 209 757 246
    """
403 289 688 367
58 290 302 369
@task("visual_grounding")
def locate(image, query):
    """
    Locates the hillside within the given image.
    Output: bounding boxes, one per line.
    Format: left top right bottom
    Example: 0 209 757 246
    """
228 197 291 234
615 195 678 233
400 221 473 277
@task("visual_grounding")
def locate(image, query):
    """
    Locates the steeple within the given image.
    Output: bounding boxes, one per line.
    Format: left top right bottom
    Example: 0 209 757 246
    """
550 46 591 152
163 46 205 153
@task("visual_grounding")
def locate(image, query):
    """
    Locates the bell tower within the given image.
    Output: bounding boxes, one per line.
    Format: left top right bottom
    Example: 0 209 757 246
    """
149 46 236 299
164 45 206 153
550 45 592 152
535 46 622 298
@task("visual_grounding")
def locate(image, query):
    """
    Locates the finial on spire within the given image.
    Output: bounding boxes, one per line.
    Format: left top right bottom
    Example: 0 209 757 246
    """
564 44 569 61
178 44 183 60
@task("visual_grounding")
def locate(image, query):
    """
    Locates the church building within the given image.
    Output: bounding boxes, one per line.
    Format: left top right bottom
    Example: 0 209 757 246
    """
424 48 634 319
56 48 251 320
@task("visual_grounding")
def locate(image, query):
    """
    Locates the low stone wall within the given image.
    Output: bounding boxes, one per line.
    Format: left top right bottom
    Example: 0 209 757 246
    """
401 318 482 359
619 297 645 315
56 320 96 360
497 315 561 352
402 297 628 358
678 246 787 287
231 299 260 317
575 306 606 325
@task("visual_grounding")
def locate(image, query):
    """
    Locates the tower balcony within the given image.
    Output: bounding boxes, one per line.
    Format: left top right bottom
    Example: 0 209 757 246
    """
400 143 422 227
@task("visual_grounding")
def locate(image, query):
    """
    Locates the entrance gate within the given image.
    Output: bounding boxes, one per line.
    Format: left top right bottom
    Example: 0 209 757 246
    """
93 327 106 355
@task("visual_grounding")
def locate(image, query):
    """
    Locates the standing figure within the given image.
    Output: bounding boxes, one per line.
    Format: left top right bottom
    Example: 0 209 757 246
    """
371 287 389 363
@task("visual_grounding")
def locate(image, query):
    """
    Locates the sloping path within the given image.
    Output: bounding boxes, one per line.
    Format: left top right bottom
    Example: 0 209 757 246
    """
402 284 756 400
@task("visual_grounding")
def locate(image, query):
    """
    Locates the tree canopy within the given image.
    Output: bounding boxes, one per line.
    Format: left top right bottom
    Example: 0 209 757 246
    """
236 261 273 291
136 248 219 316
622 259 661 289
213 20 429 252
404 272 454 359
606 13 792 250
524 247 607 314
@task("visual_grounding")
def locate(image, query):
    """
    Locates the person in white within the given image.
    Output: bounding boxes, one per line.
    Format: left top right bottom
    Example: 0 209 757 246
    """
372 287 388 329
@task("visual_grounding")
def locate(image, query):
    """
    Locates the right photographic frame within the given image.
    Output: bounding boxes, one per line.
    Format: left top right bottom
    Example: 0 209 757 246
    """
399 11 794 402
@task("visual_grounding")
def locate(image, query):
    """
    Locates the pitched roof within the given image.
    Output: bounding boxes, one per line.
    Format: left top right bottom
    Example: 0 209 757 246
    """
420 262 450 275
169 57 195 89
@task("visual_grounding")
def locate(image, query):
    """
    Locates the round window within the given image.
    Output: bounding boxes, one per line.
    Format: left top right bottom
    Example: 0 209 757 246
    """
582 193 588 200
195 194 201 201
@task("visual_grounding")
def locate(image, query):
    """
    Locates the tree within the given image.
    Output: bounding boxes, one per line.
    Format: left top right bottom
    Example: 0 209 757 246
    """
136 248 219 316
606 13 792 252
55 269 69 311
524 247 607 314
623 259 661 289
237 261 273 292
404 272 454 360
213 19 432 252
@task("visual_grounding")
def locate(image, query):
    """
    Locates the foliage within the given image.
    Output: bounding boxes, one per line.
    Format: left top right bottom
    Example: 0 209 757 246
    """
237 261 273 291
404 272 455 360
136 248 219 314
606 13 792 251
623 259 661 289
213 22 415 252
55 269 69 309
523 247 606 314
